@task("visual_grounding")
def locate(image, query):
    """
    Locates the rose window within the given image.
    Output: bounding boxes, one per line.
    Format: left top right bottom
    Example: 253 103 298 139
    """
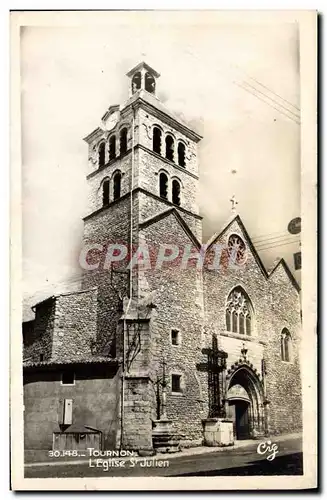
227 234 247 265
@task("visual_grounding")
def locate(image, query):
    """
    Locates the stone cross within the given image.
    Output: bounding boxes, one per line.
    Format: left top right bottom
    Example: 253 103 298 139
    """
230 195 238 214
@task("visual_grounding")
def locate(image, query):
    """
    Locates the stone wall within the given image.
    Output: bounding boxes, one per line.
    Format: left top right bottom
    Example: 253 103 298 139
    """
122 376 153 451
137 190 202 242
82 195 140 354
51 289 98 362
139 212 206 444
24 364 120 450
23 299 55 362
204 218 302 435
23 289 98 363
266 264 302 434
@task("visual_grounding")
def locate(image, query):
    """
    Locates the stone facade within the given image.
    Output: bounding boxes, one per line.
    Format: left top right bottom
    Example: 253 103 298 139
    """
23 62 302 452
23 288 98 363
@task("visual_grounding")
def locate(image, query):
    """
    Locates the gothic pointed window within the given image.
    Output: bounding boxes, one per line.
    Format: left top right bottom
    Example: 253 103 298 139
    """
172 179 181 206
281 328 291 362
165 135 174 162
131 71 141 94
177 142 186 167
102 179 109 207
113 171 121 200
226 287 253 335
145 72 155 94
98 142 105 168
120 128 128 155
159 172 168 200
109 135 116 161
153 127 162 155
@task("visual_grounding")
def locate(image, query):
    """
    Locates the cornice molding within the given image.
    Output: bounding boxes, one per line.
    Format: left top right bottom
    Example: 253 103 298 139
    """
136 144 199 180
83 186 202 223
122 97 202 143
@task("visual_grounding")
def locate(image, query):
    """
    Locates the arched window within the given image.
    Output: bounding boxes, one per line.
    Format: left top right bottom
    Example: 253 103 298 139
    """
165 135 174 162
281 329 291 362
120 128 128 155
132 71 141 94
172 179 181 206
159 172 168 200
226 287 253 335
109 135 116 161
113 172 121 201
153 127 162 155
102 179 110 207
177 142 186 167
145 72 156 93
98 142 105 168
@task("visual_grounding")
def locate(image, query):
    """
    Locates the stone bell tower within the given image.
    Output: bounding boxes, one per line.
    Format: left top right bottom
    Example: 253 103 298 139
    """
127 61 160 95
82 59 202 350
81 63 204 450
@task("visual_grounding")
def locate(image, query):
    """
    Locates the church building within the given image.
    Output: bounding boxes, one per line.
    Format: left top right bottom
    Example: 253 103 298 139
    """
23 62 302 453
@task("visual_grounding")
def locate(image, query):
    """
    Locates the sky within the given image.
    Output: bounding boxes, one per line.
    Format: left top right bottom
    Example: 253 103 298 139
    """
20 11 301 320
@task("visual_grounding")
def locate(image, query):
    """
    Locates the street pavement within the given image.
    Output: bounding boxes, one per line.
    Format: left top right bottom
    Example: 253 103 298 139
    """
24 436 302 478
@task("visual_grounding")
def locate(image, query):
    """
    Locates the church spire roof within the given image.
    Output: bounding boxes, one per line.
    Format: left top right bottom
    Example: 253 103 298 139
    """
126 61 160 79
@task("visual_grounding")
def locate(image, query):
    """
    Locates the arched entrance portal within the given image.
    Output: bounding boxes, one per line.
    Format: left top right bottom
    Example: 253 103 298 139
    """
227 383 251 439
226 365 265 439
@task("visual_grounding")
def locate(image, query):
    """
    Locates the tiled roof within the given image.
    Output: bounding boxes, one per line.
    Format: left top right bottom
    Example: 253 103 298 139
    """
23 357 118 370
55 423 100 434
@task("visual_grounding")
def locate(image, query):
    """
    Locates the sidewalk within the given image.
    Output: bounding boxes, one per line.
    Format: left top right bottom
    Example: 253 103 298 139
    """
25 432 302 468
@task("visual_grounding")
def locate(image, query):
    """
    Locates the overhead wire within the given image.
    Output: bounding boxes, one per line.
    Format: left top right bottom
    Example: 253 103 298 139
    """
247 75 300 112
234 81 301 125
231 63 300 112
252 232 295 244
241 80 301 120
255 239 300 252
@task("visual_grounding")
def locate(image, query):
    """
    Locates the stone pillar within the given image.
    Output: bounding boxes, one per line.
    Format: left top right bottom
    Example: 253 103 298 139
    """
140 68 146 91
248 404 253 436
117 299 155 452
122 374 153 452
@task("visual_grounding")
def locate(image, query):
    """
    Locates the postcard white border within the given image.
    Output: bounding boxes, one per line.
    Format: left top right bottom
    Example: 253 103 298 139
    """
10 9 317 491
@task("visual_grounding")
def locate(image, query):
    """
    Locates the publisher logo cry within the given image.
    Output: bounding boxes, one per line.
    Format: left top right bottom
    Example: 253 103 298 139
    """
79 242 248 272
257 441 279 461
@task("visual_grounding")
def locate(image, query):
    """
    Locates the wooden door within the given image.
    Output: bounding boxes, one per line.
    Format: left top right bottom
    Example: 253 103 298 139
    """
235 401 250 439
